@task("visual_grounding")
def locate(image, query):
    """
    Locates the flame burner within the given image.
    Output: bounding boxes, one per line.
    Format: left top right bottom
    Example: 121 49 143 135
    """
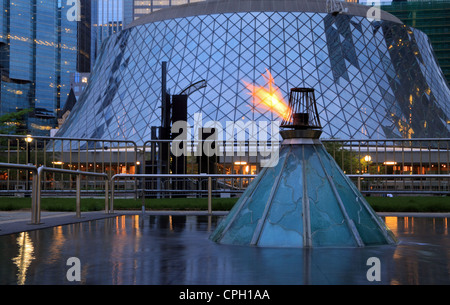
280 88 323 140
210 88 397 248
281 88 321 129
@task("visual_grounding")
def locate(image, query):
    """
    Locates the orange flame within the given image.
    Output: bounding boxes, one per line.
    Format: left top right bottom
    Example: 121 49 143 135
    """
243 69 291 121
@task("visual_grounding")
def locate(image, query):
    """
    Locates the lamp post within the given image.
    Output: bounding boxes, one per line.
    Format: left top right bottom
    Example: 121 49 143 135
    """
25 135 33 196
364 155 372 173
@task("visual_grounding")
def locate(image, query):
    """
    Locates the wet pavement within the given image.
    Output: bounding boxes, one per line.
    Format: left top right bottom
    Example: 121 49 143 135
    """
0 211 448 285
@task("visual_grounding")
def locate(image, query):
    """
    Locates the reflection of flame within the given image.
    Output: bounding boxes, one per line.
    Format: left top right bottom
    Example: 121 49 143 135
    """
243 69 291 121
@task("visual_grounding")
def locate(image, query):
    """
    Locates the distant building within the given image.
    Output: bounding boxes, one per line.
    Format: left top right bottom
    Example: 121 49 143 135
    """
380 0 450 87
57 89 78 130
70 72 90 100
0 0 91 135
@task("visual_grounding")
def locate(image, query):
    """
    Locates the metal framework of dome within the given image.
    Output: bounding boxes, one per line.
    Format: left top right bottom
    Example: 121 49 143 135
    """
55 0 450 144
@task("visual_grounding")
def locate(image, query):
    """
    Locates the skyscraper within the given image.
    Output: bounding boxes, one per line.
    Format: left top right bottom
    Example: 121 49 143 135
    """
0 0 82 135
380 0 450 86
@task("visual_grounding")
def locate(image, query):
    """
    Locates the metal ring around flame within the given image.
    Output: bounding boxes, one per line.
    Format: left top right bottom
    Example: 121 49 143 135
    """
280 129 323 140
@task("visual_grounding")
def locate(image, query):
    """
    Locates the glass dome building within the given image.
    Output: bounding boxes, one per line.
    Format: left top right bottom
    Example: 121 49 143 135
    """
55 0 450 144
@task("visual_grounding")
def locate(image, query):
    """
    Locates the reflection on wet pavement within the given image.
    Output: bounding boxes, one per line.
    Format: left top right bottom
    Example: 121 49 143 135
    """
0 215 448 285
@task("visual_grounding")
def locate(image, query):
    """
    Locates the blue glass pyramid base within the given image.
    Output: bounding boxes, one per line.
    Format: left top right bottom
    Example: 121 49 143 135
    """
209 142 397 247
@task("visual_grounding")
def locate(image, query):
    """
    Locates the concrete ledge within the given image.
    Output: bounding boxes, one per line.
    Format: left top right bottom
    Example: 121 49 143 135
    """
0 211 116 236
1 210 448 236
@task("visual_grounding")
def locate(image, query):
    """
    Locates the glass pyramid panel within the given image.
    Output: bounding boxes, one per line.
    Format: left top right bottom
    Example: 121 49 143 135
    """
303 145 357 247
257 147 304 247
210 142 397 248
215 146 289 245
316 145 395 245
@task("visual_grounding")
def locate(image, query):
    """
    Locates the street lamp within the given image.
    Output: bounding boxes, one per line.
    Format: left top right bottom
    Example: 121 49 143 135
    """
363 155 372 174
24 135 33 196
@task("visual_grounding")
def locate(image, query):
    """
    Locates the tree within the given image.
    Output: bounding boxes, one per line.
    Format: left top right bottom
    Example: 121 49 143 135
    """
0 108 32 135
323 140 362 174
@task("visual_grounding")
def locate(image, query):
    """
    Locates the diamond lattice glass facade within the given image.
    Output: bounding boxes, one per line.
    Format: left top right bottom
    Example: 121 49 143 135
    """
380 0 450 87
56 0 450 144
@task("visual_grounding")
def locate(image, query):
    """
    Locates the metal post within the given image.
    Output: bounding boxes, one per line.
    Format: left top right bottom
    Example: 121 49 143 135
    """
31 171 38 224
105 179 109 214
110 179 115 214
36 166 43 225
76 174 81 218
208 176 212 214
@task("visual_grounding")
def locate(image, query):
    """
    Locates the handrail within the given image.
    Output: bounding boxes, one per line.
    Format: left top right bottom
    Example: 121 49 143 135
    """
347 174 450 178
110 174 257 214
321 138 450 142
36 166 110 223
347 173 450 194
0 133 138 145
0 162 39 224
111 174 258 179
0 162 38 171
0 163 110 224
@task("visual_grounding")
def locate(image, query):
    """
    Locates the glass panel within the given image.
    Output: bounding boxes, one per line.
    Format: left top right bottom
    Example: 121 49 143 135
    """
304 145 356 247
218 146 289 245
317 145 392 245
258 147 304 247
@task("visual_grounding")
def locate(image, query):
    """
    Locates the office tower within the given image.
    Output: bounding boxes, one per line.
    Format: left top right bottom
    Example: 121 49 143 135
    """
0 0 80 135
380 0 450 86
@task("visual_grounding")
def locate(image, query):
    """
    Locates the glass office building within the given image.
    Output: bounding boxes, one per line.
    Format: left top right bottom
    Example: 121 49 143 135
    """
380 0 450 87
0 0 79 135
56 0 450 144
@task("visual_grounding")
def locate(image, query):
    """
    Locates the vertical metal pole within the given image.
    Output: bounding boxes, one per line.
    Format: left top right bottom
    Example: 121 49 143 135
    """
36 167 42 224
6 139 10 192
134 145 138 200
208 176 212 215
162 61 167 128
31 171 37 224
26 141 29 191
105 178 109 214
76 174 81 218
110 179 115 214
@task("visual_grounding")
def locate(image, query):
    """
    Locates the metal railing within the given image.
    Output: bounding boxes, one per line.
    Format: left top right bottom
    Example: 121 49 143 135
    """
348 174 450 195
36 167 109 223
0 162 39 223
0 162 109 224
1 135 449 224
110 174 257 214
0 134 138 197
321 138 450 175
322 138 450 195
141 139 278 174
